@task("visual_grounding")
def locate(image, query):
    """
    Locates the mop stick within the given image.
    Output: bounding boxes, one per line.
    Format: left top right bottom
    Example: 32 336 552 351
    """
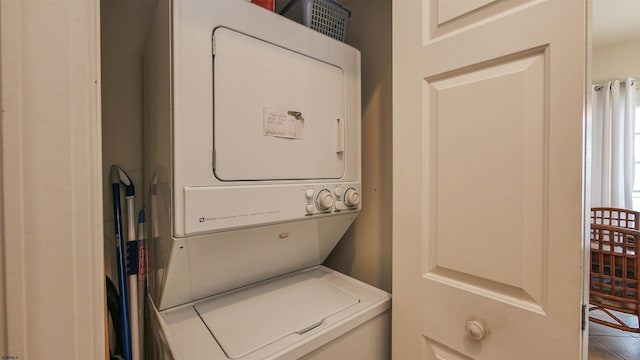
125 189 140 360
114 165 141 360
111 165 133 360
137 210 146 360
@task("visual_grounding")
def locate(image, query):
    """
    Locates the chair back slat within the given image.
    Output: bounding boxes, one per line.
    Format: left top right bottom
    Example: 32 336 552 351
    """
589 221 640 333
591 207 640 230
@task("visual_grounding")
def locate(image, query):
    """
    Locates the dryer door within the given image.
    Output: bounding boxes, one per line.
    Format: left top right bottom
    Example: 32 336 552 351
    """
213 27 346 181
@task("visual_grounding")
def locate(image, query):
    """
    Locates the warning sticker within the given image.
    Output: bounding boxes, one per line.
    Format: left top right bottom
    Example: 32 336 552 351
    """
263 107 304 139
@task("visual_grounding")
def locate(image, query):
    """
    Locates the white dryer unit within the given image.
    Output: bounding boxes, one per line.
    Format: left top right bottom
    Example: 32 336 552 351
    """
143 0 390 359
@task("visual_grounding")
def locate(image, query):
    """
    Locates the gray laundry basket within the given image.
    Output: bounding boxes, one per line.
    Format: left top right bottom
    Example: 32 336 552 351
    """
280 0 351 41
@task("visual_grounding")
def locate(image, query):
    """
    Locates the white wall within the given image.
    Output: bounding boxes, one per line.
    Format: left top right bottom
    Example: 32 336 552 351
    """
592 37 640 83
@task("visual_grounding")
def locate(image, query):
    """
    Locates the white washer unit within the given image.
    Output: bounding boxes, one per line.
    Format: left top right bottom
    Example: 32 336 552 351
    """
143 0 390 359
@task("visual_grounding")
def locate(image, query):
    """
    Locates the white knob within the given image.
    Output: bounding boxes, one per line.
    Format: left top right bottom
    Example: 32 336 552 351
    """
317 191 334 210
335 187 343 197
344 188 360 207
306 204 314 213
305 189 314 199
465 320 486 341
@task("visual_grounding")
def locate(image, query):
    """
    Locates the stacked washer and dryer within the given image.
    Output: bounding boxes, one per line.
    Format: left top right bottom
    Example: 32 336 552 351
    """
143 0 390 359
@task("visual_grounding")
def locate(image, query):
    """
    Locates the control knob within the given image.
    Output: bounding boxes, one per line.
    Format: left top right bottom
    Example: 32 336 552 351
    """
344 188 360 207
316 190 334 211
305 189 314 199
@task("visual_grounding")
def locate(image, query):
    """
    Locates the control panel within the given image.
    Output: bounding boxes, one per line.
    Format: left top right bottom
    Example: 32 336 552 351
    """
184 182 361 236
303 183 361 215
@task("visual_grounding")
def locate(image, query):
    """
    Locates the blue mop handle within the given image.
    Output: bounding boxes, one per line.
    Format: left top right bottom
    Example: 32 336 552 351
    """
112 181 133 360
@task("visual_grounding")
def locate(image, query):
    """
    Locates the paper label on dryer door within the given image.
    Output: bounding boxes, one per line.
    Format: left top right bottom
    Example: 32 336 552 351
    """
263 107 304 139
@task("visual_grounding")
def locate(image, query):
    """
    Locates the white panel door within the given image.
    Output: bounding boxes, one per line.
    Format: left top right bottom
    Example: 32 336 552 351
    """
392 0 588 359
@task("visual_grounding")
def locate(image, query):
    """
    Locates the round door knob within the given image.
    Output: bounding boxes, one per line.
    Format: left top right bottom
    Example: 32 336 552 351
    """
465 320 486 341
344 188 360 207
317 190 334 210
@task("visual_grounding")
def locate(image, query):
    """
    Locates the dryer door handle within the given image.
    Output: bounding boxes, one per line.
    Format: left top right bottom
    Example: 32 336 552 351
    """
336 118 344 153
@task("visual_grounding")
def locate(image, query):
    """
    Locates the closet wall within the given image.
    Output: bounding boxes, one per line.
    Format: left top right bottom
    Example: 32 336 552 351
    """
101 0 157 282
322 0 393 293
101 0 392 292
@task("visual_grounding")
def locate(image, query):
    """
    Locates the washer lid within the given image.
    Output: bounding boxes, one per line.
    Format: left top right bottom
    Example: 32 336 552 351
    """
194 275 359 359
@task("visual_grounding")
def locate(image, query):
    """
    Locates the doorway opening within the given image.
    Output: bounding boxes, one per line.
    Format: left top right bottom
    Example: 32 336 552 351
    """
588 1 640 358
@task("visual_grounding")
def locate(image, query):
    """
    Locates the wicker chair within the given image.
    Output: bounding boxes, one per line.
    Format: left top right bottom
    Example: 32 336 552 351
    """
591 207 640 230
589 222 640 332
